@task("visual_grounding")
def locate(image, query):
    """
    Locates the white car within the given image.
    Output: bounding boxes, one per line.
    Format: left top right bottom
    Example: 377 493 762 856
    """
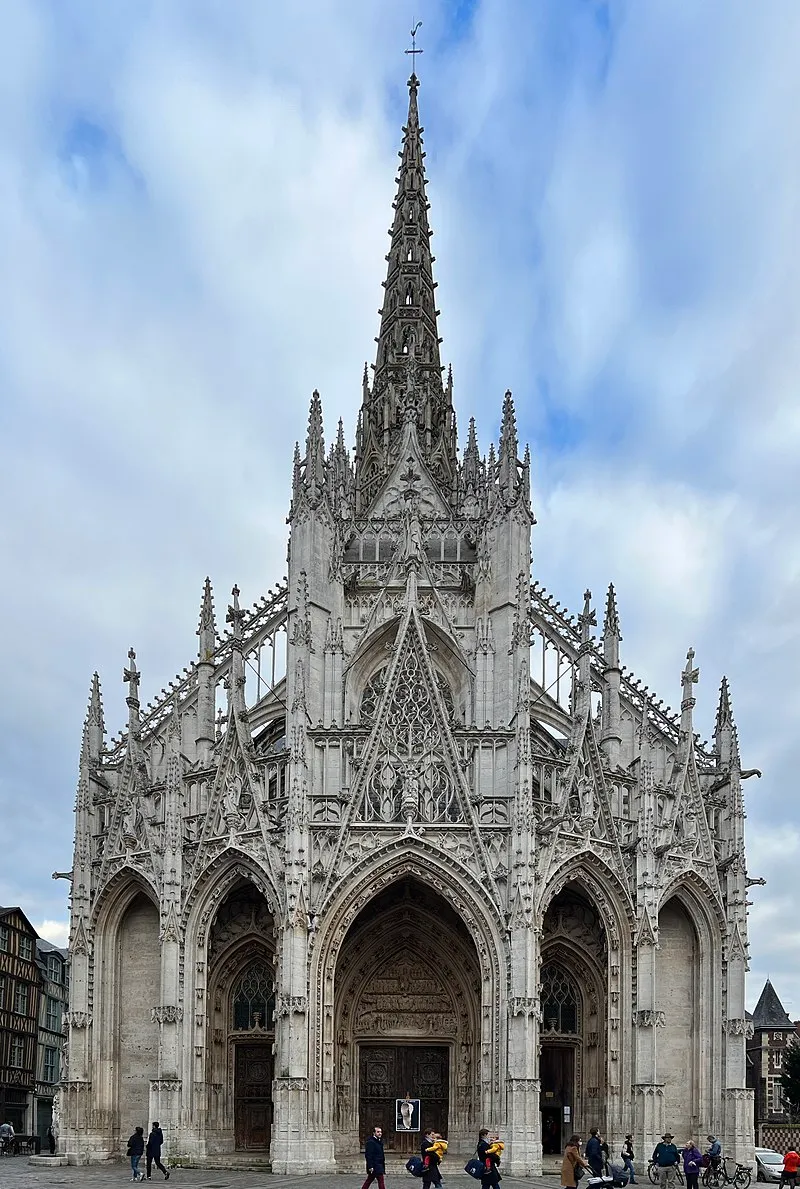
755 1149 784 1183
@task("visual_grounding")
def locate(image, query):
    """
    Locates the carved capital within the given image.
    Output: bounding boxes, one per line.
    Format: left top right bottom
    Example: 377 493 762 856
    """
150 1079 182 1093
65 1011 91 1029
274 1076 309 1091
633 1009 666 1028
723 1017 755 1038
510 996 540 1018
152 1006 184 1025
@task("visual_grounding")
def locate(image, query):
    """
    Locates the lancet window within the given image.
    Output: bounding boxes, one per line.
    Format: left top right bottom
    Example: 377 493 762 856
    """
540 963 579 1035
232 961 275 1031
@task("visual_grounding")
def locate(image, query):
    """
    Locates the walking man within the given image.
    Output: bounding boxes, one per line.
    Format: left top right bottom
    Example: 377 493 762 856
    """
652 1133 680 1189
586 1129 604 1177
146 1122 169 1181
622 1134 637 1184
362 1126 386 1189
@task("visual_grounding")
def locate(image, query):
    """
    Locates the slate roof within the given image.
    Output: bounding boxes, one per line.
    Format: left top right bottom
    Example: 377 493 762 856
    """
751 978 794 1029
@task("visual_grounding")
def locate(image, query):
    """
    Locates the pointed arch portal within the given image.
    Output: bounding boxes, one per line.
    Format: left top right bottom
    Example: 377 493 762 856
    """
331 877 482 1158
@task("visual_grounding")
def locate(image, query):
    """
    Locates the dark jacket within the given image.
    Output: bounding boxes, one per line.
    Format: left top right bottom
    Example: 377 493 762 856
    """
365 1134 385 1174
623 1141 635 1162
146 1127 164 1153
653 1143 680 1168
127 1132 145 1157
586 1137 603 1171
422 1138 441 1178
480 1141 501 1185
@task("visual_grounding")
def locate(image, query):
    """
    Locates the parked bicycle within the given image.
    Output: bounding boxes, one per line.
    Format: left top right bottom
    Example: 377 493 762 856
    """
702 1157 751 1189
648 1161 686 1186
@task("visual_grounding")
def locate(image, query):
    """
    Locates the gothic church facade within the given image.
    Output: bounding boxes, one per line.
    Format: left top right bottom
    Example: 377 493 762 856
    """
61 75 756 1172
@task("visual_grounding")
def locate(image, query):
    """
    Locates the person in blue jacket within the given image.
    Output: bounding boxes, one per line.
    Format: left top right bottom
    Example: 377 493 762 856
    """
363 1125 386 1189
586 1129 604 1177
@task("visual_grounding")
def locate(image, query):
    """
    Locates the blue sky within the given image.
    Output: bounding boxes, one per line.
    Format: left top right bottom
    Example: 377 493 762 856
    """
1 0 799 1013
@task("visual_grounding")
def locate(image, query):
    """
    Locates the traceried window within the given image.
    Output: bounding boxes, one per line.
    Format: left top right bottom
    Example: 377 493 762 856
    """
232 961 275 1031
540 963 579 1035
361 665 455 727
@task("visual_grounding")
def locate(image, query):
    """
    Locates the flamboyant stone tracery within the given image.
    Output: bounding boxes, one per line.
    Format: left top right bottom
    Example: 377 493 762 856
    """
60 70 755 1174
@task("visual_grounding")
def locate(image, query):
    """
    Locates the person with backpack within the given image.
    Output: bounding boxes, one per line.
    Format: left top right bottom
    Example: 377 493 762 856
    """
127 1126 145 1182
363 1125 386 1189
622 1134 637 1184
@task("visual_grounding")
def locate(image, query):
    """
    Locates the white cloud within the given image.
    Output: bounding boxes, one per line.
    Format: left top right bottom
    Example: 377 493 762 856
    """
0 0 799 1019
34 920 70 949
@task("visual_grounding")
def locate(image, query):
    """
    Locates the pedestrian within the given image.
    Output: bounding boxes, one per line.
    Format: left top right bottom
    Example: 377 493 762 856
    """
622 1134 637 1184
0 1120 15 1156
562 1135 590 1189
683 1140 703 1189
600 1135 611 1175
127 1126 145 1182
706 1138 721 1177
480 1133 503 1189
422 1133 447 1189
146 1121 169 1181
652 1133 680 1189
47 1125 56 1155
362 1125 385 1189
586 1129 604 1178
780 1149 800 1189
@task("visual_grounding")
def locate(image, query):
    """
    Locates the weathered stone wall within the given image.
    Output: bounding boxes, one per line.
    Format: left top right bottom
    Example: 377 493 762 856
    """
657 900 698 1140
118 895 160 1136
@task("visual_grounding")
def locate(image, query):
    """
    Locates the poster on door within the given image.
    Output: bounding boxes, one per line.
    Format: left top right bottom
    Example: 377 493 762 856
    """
396 1097 421 1132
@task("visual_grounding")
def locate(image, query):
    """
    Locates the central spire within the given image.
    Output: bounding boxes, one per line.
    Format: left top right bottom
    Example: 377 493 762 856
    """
355 72 456 513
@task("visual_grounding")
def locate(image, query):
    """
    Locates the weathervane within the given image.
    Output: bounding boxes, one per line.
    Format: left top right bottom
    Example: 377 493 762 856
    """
405 20 423 67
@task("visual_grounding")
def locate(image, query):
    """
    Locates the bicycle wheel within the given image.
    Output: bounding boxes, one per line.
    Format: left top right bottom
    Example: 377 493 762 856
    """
734 1168 751 1189
649 1166 660 1185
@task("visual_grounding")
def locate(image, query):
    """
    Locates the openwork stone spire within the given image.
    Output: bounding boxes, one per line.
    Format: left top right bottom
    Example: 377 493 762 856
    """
355 72 456 511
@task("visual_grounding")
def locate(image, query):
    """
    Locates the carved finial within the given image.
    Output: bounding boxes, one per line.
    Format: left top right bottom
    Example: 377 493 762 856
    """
83 672 105 761
717 675 732 727
197 577 217 660
498 390 519 495
405 20 423 77
304 389 326 494
227 585 245 643
578 590 597 644
682 647 699 704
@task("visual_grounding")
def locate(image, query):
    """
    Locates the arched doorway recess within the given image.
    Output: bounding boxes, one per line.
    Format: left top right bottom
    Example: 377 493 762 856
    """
205 881 276 1153
539 885 607 1152
332 878 481 1159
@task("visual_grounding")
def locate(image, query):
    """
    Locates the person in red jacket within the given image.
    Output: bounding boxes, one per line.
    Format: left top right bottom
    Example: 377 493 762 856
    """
780 1149 800 1188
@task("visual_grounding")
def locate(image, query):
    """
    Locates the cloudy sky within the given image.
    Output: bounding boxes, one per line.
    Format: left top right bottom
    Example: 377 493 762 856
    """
1 0 798 1013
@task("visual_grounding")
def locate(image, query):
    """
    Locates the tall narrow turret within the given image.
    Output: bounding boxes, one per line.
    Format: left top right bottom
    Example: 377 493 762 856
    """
355 72 456 510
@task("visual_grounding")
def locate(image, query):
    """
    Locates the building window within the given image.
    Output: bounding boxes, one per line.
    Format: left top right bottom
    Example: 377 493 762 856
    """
540 963 580 1034
19 935 33 961
14 983 28 1015
9 1035 25 1068
45 997 61 1034
44 1047 59 1084
232 961 275 1031
0 925 9 953
774 1050 783 1070
48 956 61 983
768 1076 784 1113
0 975 5 1009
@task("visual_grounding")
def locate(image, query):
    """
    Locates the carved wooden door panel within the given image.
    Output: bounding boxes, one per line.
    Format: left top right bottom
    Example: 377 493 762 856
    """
234 1043 273 1151
359 1044 449 1153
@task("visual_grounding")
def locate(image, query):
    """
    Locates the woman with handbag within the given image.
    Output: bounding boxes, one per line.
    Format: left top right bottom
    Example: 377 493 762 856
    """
562 1135 591 1189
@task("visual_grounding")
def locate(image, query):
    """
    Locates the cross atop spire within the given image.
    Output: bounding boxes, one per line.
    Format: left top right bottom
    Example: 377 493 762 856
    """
355 64 456 512
405 20 423 71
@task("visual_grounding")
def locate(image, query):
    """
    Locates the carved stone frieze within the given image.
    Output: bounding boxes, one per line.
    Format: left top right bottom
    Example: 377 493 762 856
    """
65 1011 92 1029
633 1010 666 1028
723 1018 755 1038
150 1079 182 1093
152 1006 184 1025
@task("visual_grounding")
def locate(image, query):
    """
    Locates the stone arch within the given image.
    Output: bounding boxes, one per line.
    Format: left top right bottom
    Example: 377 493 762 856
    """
89 875 161 1145
538 854 635 950
182 849 281 951
309 845 505 1155
656 875 724 1138
200 879 277 1155
329 876 483 1159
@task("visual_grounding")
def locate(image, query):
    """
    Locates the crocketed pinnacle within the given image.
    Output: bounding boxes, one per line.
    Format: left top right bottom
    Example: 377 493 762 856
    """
197 577 217 661
355 72 456 510
603 583 621 640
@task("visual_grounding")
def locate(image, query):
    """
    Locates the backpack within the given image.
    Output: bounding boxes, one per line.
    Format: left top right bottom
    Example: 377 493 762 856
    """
465 1159 483 1180
407 1157 424 1178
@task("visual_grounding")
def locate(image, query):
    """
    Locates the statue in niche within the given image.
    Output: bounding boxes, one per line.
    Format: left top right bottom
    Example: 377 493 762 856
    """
223 773 244 828
122 798 139 845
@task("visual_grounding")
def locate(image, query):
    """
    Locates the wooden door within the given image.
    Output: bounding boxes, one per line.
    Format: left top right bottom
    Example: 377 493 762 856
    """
539 1045 575 1153
234 1043 273 1151
359 1044 449 1153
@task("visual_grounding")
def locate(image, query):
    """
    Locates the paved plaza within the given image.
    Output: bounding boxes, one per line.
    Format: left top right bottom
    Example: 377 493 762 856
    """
0 1163 554 1189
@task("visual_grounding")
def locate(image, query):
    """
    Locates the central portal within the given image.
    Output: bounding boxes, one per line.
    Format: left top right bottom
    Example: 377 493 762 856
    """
359 1044 449 1152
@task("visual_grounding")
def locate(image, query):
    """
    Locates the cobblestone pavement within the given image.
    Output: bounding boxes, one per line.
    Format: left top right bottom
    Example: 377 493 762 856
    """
0 1162 555 1189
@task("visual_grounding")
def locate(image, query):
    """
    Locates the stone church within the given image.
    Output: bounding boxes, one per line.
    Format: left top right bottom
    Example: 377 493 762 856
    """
60 73 756 1172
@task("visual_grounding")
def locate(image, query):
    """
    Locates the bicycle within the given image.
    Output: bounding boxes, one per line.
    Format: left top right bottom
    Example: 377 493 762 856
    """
648 1161 685 1186
702 1158 751 1189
